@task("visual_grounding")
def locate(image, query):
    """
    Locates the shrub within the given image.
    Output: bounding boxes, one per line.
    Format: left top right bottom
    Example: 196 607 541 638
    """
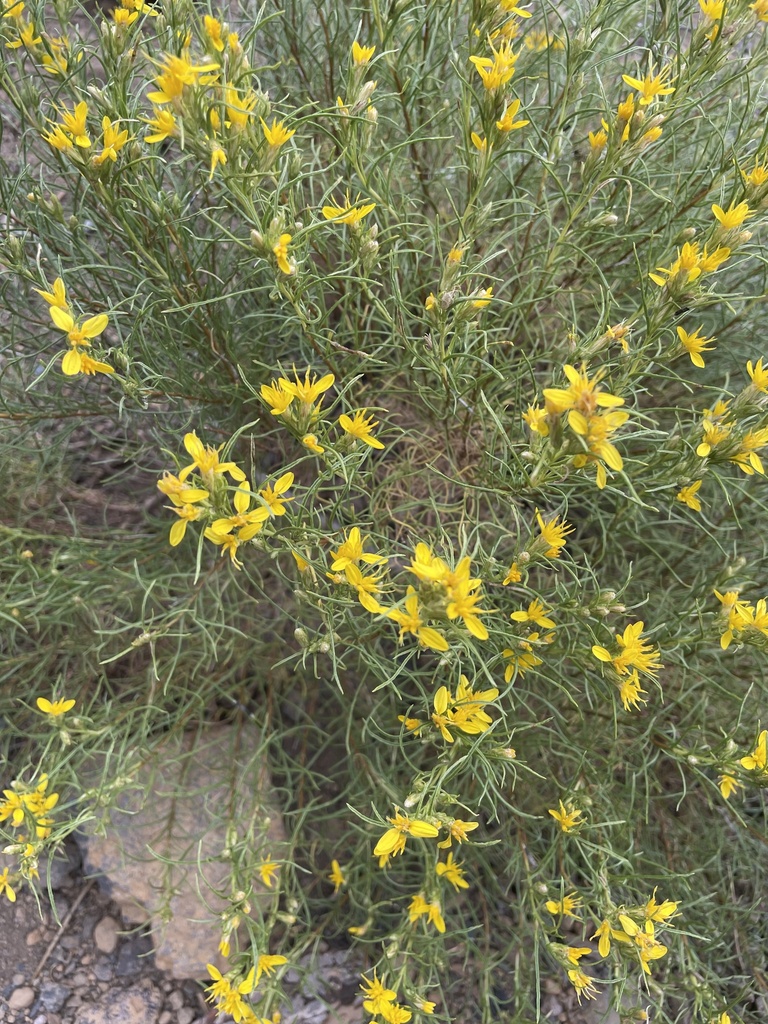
1 0 767 1020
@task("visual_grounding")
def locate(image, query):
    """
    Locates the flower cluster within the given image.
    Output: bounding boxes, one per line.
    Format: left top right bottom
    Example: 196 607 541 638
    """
36 277 114 377
0 773 60 896
205 954 287 1023
261 367 385 454
714 589 768 650
158 432 292 569
592 621 662 710
386 543 490 651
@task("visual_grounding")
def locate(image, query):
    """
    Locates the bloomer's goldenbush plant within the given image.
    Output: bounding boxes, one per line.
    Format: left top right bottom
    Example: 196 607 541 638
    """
2 0 768 1019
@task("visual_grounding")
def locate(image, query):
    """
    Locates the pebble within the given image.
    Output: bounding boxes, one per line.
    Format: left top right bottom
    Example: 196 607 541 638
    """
70 971 89 987
27 928 44 946
158 1013 172 1024
94 960 113 982
12 973 26 986
38 981 71 1012
94 915 120 954
8 987 36 1010
33 1015 48 1024
168 990 184 1011
177 1008 195 1024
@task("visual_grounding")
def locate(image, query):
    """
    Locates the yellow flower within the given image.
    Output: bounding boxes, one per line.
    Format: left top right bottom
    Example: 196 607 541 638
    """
621 62 676 105
543 363 624 417
718 774 741 799
203 14 226 51
261 117 296 147
408 894 445 933
437 817 478 848
157 472 209 507
322 192 376 225
592 621 661 678
258 859 280 887
414 998 436 1014
147 52 219 105
588 126 608 152
567 968 598 1003
471 286 493 309
740 729 767 771
209 143 227 179
209 482 270 542
360 971 397 1015
204 529 243 569
272 233 294 275
328 859 345 893
617 671 648 711
548 800 584 832
143 107 177 143
523 404 549 435
712 201 752 229
259 472 294 516
35 277 68 310
388 587 449 651
43 125 74 151
0 867 16 903
62 347 114 377
339 409 385 449
167 502 205 546
255 954 287 984
302 433 324 453
496 99 529 131
261 379 294 416
644 889 679 923
536 511 573 558
206 964 255 1022
93 116 129 166
676 479 702 512
57 100 91 147
179 431 246 488
5 18 41 48
545 892 582 917
50 306 109 348
435 852 469 891
469 39 518 92
36 697 76 716
502 562 521 585
330 527 385 571
743 157 768 185
677 326 715 368
352 40 375 65
374 810 439 859
746 358 768 393
511 599 555 629
280 366 335 406
617 916 668 975
470 131 487 153
699 0 725 19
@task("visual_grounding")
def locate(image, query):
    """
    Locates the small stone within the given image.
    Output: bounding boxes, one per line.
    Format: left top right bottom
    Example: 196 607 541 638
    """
177 1008 195 1024
12 973 26 986
60 935 79 950
158 1013 172 1024
168 990 184 1011
27 928 44 946
82 955 93 965
93 960 113 982
38 981 71 1013
94 916 120 954
70 972 89 988
33 1015 48 1024
9 987 36 1010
